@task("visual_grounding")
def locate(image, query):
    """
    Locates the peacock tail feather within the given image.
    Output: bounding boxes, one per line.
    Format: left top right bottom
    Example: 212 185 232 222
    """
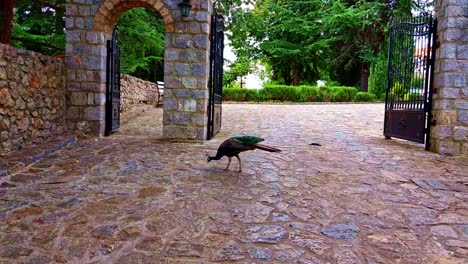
230 135 264 146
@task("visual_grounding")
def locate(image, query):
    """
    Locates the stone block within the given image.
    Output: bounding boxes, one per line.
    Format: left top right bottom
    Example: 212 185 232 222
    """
184 99 196 112
432 125 453 140
182 77 197 88
174 89 189 98
439 87 460 99
175 64 189 76
201 23 209 34
459 110 468 125
190 22 201 34
86 31 104 44
195 11 209 22
434 99 452 110
191 64 206 76
438 44 457 59
75 18 85 29
94 93 106 105
439 110 458 125
164 98 177 111
165 49 179 62
193 35 208 49
84 106 104 121
454 100 468 110
70 92 88 105
453 126 468 141
173 112 190 125
79 5 91 16
438 140 461 155
82 56 105 71
190 90 207 99
174 35 193 49
191 114 205 126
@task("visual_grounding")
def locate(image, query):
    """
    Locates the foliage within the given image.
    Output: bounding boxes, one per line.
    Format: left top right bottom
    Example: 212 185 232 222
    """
330 86 359 102
223 88 259 102
118 8 165 82
355 92 378 102
224 0 422 91
260 85 300 101
298 86 321 102
12 0 65 55
223 58 251 88
391 81 409 98
223 85 369 103
404 92 421 101
369 48 388 97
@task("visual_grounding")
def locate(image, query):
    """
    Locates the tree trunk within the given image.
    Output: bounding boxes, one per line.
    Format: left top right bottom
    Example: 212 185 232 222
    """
292 66 299 86
0 0 16 44
359 62 370 92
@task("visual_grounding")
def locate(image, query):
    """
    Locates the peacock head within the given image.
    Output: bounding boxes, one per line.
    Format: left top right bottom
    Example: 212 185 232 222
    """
206 153 212 163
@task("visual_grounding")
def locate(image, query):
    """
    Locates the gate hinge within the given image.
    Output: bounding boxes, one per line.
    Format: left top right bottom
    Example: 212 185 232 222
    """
431 119 437 126
432 88 437 94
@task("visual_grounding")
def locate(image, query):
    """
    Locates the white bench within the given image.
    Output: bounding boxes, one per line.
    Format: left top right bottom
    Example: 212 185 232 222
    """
157 81 164 107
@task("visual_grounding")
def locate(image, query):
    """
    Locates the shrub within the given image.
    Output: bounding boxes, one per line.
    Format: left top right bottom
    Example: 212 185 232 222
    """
403 92 422 101
319 86 334 101
261 85 299 101
380 92 387 101
298 85 321 102
355 92 378 102
223 88 259 102
391 82 409 99
330 86 358 102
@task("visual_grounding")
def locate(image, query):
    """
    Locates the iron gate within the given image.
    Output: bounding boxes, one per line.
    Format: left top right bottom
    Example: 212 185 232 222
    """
105 28 121 136
207 12 225 140
384 14 437 150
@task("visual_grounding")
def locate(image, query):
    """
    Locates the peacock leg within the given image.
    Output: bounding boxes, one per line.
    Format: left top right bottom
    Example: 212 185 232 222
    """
225 157 232 171
235 155 242 172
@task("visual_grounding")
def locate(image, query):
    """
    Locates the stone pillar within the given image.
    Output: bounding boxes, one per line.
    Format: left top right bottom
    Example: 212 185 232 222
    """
163 1 212 140
65 1 108 135
431 0 468 155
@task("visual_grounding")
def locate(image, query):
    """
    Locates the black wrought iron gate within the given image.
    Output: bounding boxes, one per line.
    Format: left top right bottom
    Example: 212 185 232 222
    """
105 28 121 136
207 12 224 140
384 14 437 150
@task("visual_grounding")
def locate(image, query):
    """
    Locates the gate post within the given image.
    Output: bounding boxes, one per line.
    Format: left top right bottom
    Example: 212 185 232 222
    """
162 1 214 140
431 0 468 155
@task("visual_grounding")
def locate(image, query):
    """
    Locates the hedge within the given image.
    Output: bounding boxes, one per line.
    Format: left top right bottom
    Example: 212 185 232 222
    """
223 85 378 103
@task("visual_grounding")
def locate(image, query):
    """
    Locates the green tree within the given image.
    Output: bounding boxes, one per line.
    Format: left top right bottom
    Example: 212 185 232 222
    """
12 0 65 55
117 8 165 82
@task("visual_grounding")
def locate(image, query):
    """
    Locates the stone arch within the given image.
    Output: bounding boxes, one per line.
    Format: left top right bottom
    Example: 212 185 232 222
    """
65 0 213 140
92 0 174 34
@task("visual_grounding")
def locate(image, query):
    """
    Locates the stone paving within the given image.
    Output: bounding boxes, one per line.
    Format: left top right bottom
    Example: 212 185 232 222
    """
0 103 467 264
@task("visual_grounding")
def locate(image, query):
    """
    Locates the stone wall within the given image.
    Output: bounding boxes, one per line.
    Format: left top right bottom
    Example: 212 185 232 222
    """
120 74 159 112
431 0 468 155
0 44 66 155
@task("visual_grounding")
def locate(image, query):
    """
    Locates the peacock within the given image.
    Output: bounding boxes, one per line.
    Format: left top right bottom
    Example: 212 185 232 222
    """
207 135 282 172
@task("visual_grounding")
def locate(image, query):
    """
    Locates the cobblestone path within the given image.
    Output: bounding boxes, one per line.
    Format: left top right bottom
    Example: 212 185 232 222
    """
1 103 467 263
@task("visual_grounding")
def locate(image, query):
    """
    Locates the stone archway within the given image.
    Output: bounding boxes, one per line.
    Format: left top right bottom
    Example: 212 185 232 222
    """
65 0 212 140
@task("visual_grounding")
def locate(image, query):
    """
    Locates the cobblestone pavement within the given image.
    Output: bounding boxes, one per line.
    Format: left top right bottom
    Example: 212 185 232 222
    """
1 103 467 264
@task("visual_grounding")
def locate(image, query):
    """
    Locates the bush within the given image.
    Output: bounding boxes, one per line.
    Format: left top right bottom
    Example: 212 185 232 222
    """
261 85 299 101
223 88 259 102
298 85 321 102
319 86 334 101
330 86 358 102
355 92 378 102
403 92 422 101
391 82 409 99
380 92 387 101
